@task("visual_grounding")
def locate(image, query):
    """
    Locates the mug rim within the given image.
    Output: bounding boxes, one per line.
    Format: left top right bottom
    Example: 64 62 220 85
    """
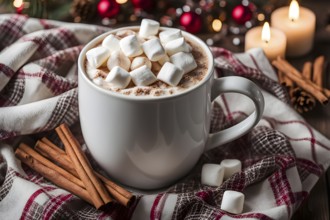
78 26 214 102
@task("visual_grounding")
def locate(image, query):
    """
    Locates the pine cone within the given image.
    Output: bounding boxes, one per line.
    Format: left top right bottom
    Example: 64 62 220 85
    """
290 87 316 113
70 0 97 22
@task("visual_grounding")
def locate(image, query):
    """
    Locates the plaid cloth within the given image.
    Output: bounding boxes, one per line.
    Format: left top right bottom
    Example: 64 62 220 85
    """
0 14 329 220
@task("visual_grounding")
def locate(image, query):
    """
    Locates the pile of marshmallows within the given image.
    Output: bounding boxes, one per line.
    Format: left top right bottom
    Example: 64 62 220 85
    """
86 19 198 89
202 159 245 214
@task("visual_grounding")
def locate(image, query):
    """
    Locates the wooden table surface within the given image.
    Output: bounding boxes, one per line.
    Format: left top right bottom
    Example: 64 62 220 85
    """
196 1 330 219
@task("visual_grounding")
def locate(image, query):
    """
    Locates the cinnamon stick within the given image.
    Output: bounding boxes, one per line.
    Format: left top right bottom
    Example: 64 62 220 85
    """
35 140 78 176
313 56 325 87
278 57 330 98
19 143 84 188
302 61 312 80
40 137 66 155
35 138 133 206
15 148 93 205
272 58 328 104
96 173 133 206
278 70 293 87
56 124 111 208
278 71 285 85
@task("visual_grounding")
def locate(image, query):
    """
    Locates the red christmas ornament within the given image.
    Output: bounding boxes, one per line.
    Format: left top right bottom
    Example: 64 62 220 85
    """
131 0 154 12
231 4 253 25
180 12 202 34
97 0 120 18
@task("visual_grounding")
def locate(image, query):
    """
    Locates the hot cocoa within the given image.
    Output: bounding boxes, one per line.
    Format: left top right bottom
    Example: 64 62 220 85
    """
85 19 208 97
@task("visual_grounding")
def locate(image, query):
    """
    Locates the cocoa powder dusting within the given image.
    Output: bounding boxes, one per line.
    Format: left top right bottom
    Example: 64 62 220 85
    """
123 90 132 95
94 69 108 79
135 88 151 96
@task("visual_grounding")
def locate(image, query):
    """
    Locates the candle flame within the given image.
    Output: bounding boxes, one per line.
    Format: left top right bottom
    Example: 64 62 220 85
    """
13 0 23 8
289 0 299 21
261 22 271 43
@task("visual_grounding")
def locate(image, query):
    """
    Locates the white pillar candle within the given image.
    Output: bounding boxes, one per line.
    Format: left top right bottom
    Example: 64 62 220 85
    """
245 22 287 61
271 0 316 57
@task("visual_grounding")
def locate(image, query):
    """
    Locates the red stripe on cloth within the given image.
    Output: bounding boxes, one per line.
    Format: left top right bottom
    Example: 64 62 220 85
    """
220 94 234 123
150 193 165 220
214 211 274 220
19 68 78 96
0 14 27 49
20 186 54 220
0 63 16 77
268 157 297 217
43 194 73 220
264 117 330 164
0 130 18 140
39 19 50 30
249 54 262 71
296 158 323 179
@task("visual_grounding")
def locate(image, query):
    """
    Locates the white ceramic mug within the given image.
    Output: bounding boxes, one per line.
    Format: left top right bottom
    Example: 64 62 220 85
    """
78 27 265 190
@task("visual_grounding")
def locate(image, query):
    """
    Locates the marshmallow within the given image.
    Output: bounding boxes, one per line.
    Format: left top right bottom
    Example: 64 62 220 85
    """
170 52 197 74
120 35 143 57
142 38 166 62
86 46 110 68
165 37 191 56
102 34 120 52
105 66 131 88
116 29 136 38
157 62 184 86
139 19 160 38
159 29 182 45
158 54 170 66
220 190 245 214
107 50 131 71
130 65 157 86
146 35 158 40
201 163 224 187
131 56 152 70
92 77 103 86
137 36 146 44
220 159 242 179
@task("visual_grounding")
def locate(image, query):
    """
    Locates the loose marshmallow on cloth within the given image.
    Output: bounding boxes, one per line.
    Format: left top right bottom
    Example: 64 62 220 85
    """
220 190 245 214
86 46 110 68
159 29 182 45
157 62 184 86
170 52 197 74
130 65 157 86
165 37 191 56
120 35 143 57
107 50 131 71
139 19 160 38
102 34 120 53
105 66 131 89
131 56 152 70
201 163 224 187
220 159 242 179
142 38 166 61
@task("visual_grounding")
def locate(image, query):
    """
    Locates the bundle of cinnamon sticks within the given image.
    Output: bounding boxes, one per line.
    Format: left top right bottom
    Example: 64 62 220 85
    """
272 56 329 113
15 123 134 209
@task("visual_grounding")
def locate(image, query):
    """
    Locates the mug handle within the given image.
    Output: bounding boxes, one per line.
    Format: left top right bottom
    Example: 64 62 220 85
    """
205 76 265 151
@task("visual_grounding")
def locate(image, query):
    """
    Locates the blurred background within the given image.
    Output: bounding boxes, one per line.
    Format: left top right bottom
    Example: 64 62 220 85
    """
0 0 329 51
